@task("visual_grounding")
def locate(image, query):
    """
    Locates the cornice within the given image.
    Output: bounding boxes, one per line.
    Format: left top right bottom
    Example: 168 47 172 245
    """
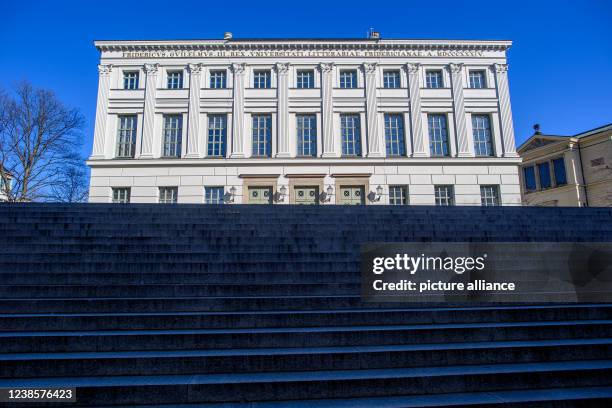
95 39 512 53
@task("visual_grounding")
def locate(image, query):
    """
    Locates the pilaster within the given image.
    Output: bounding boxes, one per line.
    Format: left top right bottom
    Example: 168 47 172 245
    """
185 63 203 158
230 63 246 158
91 64 112 159
320 63 336 157
276 63 291 158
494 63 518 157
449 63 470 157
406 63 426 157
139 63 159 158
364 63 383 157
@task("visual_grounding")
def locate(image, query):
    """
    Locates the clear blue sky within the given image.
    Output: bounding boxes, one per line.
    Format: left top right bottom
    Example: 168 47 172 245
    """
1 0 610 158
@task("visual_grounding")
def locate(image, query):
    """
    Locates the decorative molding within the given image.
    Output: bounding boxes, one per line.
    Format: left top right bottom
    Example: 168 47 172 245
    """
495 63 509 73
188 63 203 74
405 63 420 74
231 63 246 74
363 63 377 74
275 62 290 74
319 62 334 73
143 63 159 75
97 64 113 76
449 63 464 74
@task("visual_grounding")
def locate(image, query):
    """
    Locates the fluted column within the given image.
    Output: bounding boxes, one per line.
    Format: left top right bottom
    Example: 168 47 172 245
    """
406 63 425 157
320 63 336 157
230 63 246 158
449 63 470 157
494 63 518 157
185 63 203 158
276 63 291 158
139 63 159 158
364 63 383 157
91 64 112 158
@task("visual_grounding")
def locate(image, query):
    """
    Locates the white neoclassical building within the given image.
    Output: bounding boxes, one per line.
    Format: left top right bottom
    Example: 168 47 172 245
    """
87 34 521 205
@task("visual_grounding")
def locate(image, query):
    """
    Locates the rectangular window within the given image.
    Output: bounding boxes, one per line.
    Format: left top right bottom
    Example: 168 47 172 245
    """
167 71 183 89
123 71 139 90
553 157 567 186
434 185 454 206
296 114 317 157
339 70 358 89
252 114 272 157
116 115 137 158
383 70 401 89
253 70 271 89
204 187 224 204
428 114 449 157
389 185 408 205
472 115 494 157
425 70 443 88
162 115 182 157
210 70 227 89
384 113 406 156
480 185 500 206
112 188 130 204
207 114 227 157
296 70 315 89
523 166 536 192
340 114 361 156
159 187 178 204
538 162 552 189
469 70 486 89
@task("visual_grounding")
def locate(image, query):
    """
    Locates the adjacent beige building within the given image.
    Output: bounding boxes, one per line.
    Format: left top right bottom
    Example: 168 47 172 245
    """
518 124 612 207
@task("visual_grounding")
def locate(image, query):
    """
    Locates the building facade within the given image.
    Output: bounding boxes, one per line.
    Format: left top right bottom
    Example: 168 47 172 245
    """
87 36 521 205
518 124 612 207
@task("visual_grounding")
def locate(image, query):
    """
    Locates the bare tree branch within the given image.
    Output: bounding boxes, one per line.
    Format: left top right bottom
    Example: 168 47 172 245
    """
0 81 85 202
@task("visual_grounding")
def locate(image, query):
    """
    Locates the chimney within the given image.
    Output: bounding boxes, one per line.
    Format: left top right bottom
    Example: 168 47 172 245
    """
369 30 380 40
224 32 233 40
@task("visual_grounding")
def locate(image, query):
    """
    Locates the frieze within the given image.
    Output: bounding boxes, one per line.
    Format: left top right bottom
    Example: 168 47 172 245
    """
118 49 487 59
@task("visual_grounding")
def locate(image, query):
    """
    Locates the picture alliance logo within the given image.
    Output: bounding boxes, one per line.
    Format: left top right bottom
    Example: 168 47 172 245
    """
372 253 488 275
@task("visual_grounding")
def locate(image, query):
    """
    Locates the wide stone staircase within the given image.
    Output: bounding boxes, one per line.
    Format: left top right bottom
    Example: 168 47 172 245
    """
1 203 612 407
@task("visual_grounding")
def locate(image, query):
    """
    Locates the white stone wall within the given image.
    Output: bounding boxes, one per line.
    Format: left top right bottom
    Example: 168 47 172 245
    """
88 38 521 205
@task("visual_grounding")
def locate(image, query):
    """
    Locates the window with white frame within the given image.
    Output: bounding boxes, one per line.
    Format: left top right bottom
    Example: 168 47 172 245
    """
162 115 182 157
253 70 271 89
296 114 317 157
207 114 227 157
480 185 500 206
116 115 137 158
472 115 494 157
252 114 272 157
204 187 224 204
112 188 130 204
340 114 361 156
434 185 454 206
210 70 227 89
383 70 401 89
167 71 183 89
384 113 406 156
469 70 486 89
425 70 443 88
123 71 139 90
159 187 178 204
389 185 408 205
296 70 315 89
339 70 358 89
428 114 449 157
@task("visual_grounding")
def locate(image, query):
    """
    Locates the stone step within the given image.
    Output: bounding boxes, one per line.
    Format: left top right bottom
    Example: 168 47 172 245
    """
1 360 611 405
3 338 612 378
1 320 610 353
2 305 611 331
0 283 360 298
